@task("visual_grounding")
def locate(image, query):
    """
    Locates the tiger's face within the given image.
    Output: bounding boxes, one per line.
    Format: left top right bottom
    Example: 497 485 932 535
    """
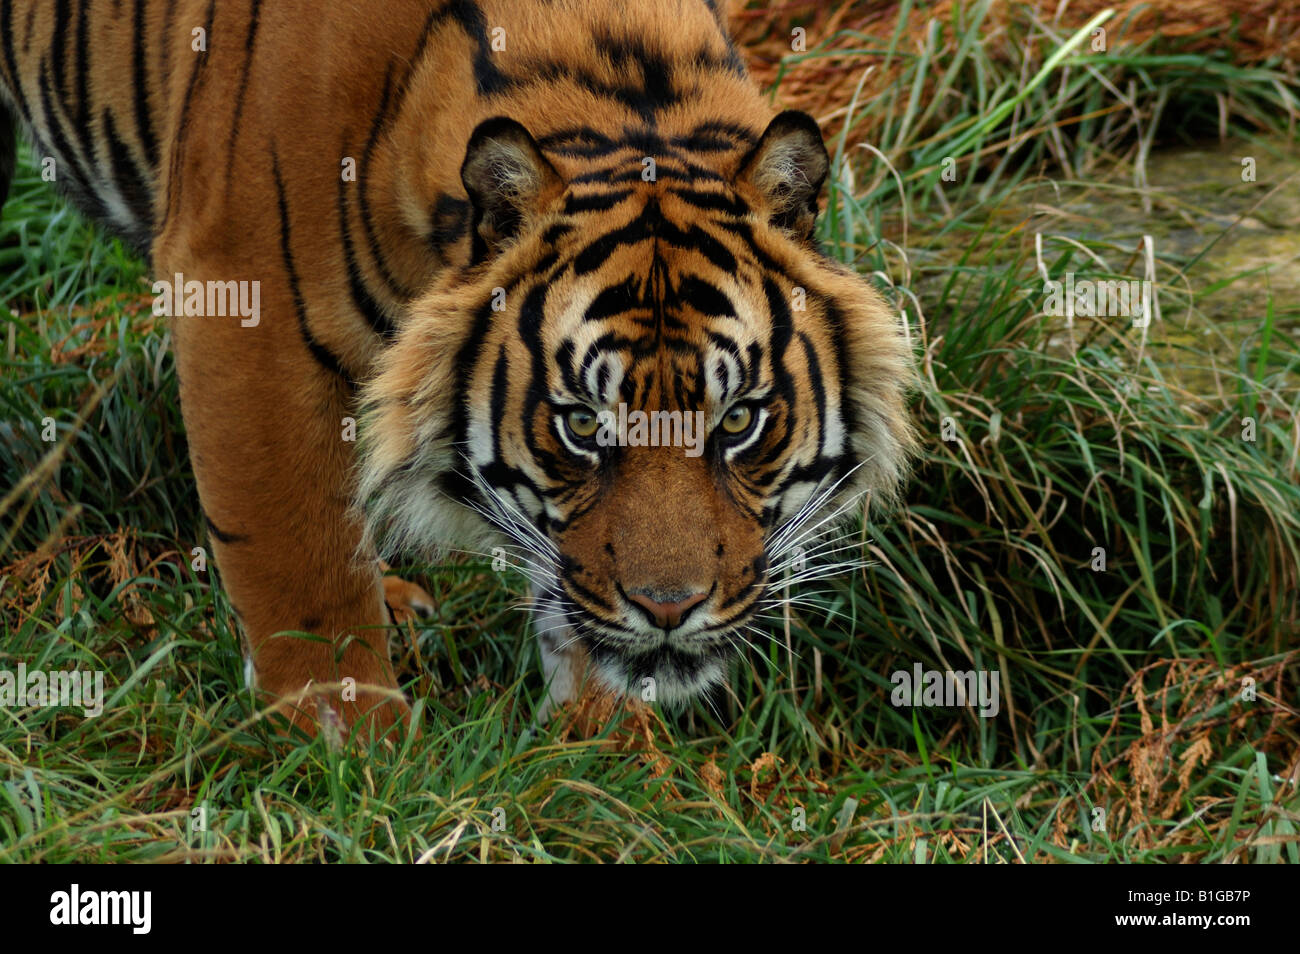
359 112 916 706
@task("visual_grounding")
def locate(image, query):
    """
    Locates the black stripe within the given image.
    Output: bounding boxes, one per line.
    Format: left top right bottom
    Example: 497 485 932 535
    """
205 513 249 544
754 277 796 468
49 0 70 101
442 0 511 96
667 187 747 216
718 555 767 611
561 564 615 613
0 99 15 205
554 338 584 397
820 299 858 439
36 61 108 220
393 6 442 111
674 275 735 318
356 68 417 300
446 294 505 503
72 0 90 128
713 218 776 269
0 0 32 124
130 0 159 167
101 107 152 234
533 250 559 276
676 160 726 182
567 161 726 185
670 121 757 153
272 148 356 386
670 133 735 153
531 124 750 169
743 341 762 392
596 33 684 106
429 193 469 252
222 0 261 192
569 166 651 186
774 458 839 498
798 331 827 459
342 8 438 296
540 222 573 246
573 205 656 275
510 38 743 124
712 218 769 270
582 276 641 323
336 148 395 338
525 32 743 123
658 218 737 273
489 343 509 460
165 0 215 223
574 341 615 394
20 0 35 50
536 127 618 159
517 282 571 483
507 60 668 123
620 126 668 155
563 189 633 214
705 331 743 395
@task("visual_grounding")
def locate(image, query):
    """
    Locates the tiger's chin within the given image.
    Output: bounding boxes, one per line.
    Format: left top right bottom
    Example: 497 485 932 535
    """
532 585 744 713
582 637 731 710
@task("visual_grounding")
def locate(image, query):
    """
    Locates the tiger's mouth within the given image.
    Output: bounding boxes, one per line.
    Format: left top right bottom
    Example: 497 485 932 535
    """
560 591 764 707
579 631 733 707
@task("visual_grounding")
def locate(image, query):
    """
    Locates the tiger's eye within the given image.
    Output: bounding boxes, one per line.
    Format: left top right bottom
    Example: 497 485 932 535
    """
567 409 599 438
721 405 753 435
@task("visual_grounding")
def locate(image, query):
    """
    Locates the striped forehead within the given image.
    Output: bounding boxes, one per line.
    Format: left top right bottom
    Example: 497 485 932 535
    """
545 328 767 410
542 309 770 413
540 238 768 409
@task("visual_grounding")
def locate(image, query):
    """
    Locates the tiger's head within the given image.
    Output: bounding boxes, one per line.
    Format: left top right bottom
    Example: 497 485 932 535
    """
359 111 917 706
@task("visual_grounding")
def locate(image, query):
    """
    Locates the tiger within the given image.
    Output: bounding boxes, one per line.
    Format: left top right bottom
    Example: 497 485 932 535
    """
0 0 917 739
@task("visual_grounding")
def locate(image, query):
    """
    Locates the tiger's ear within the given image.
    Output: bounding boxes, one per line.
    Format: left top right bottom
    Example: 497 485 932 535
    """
737 111 829 242
461 117 561 263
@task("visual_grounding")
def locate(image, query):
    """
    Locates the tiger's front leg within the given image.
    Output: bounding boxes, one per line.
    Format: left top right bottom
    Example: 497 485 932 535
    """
165 253 409 743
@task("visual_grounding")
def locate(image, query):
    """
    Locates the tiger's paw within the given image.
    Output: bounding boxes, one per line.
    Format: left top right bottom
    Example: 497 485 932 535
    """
380 564 436 623
255 671 413 748
535 630 589 724
295 687 412 748
331 687 413 748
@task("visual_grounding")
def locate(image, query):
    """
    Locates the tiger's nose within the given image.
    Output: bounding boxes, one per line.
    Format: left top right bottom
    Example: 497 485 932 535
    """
626 589 708 629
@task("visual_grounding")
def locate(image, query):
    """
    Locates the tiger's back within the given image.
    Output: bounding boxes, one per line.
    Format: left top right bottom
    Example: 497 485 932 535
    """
0 0 915 736
1 0 769 334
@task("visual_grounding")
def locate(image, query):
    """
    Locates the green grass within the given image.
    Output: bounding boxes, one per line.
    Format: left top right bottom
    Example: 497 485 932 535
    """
2 2 1298 862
